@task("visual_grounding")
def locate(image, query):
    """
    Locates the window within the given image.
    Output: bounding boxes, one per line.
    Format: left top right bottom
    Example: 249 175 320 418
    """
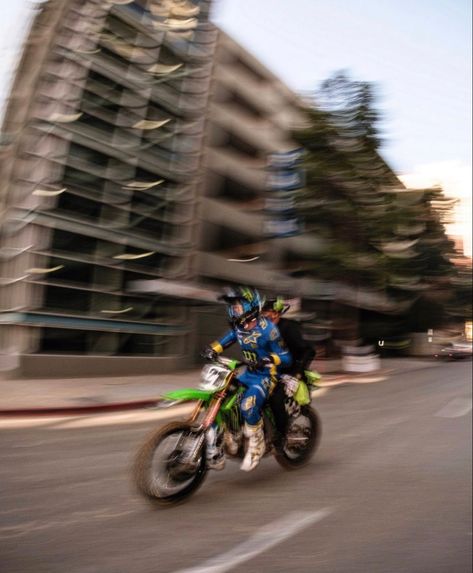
68 142 109 167
43 286 90 313
51 229 98 255
39 328 88 353
56 192 102 221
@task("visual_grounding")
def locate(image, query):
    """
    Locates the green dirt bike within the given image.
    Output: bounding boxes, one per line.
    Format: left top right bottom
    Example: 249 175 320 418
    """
133 356 322 507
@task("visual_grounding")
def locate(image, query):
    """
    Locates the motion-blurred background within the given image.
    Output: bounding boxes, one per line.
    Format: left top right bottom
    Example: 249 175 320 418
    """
0 0 471 378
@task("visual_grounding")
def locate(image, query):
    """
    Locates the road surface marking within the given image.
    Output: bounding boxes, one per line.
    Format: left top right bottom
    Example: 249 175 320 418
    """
54 404 195 429
0 416 74 429
0 405 195 430
435 398 472 418
319 375 387 386
311 387 330 398
171 508 332 573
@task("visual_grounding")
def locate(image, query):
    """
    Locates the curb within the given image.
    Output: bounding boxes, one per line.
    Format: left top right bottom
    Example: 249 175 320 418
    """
0 398 161 418
0 370 393 418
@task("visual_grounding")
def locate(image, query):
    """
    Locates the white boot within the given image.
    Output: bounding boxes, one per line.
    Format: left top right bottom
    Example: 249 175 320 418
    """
240 421 265 472
206 426 225 471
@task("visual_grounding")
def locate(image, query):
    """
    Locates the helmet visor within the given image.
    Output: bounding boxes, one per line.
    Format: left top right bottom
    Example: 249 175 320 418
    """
229 302 244 319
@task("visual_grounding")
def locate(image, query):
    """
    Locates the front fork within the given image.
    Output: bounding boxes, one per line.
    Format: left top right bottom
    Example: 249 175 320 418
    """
183 371 239 464
189 369 237 432
178 432 206 467
180 393 227 466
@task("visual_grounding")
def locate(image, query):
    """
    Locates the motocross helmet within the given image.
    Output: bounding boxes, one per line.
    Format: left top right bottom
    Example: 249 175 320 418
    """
262 296 290 315
219 286 264 329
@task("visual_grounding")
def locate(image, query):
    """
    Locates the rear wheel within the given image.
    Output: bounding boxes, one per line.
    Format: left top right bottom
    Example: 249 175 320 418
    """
133 422 207 506
274 406 321 469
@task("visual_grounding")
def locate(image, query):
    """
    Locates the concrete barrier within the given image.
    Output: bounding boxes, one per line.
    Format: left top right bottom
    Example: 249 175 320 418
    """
342 354 381 373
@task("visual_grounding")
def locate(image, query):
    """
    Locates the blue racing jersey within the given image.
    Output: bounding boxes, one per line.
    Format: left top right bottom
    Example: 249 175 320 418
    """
210 316 292 372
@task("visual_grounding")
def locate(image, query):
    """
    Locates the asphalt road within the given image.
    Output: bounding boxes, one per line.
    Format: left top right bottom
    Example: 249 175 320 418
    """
1 361 471 573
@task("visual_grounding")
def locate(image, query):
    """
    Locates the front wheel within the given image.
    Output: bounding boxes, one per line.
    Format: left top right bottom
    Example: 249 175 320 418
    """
274 406 321 470
133 422 207 506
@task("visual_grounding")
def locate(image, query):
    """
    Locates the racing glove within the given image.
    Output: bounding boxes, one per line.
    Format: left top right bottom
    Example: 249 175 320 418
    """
281 374 299 397
200 346 218 361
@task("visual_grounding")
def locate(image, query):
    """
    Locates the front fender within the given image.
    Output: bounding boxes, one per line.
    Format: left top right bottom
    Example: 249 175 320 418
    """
161 388 213 402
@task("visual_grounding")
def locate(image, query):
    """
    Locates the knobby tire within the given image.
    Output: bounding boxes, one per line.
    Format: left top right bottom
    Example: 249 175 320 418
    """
133 421 207 507
274 406 321 470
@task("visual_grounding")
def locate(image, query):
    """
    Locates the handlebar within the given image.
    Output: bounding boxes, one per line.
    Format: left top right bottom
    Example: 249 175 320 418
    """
204 353 321 384
212 355 270 371
215 355 242 367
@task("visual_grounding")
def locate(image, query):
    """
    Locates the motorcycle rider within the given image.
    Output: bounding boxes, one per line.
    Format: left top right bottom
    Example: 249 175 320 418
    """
202 286 292 472
263 297 316 440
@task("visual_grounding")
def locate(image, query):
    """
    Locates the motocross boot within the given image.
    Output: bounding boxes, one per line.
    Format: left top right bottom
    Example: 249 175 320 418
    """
240 421 265 472
224 430 241 456
205 425 225 470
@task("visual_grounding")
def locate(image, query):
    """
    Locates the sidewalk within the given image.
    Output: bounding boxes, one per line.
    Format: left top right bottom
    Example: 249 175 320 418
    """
0 357 435 417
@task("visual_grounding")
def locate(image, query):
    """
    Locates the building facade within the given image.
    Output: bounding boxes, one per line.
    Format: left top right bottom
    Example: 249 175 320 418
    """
0 0 322 377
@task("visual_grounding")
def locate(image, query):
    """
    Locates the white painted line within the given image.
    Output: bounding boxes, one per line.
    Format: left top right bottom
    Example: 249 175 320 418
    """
54 404 195 429
311 387 330 398
0 416 73 429
350 376 387 384
0 405 194 430
318 376 387 387
171 508 332 573
435 398 472 418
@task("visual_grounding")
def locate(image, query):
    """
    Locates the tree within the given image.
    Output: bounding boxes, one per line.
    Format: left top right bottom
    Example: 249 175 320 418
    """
292 70 462 346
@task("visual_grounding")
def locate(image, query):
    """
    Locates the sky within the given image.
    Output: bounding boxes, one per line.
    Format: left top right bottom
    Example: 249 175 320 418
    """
0 0 471 254
212 0 472 255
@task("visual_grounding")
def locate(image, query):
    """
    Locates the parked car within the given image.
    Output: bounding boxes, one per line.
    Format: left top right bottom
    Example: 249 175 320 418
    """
434 342 473 361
